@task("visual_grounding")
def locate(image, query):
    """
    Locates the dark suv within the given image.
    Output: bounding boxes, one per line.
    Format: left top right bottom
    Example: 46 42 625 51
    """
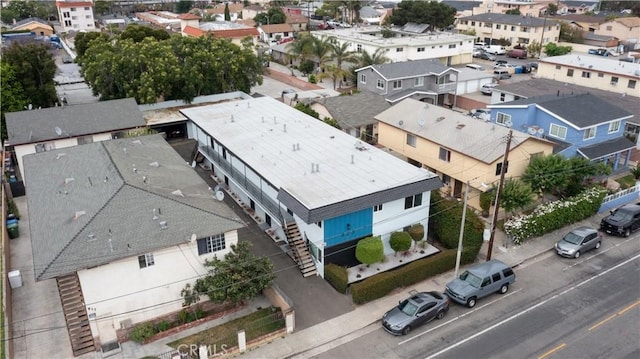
600 203 640 237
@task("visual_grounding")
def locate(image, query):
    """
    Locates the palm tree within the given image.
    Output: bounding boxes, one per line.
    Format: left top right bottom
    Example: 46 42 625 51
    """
318 64 350 90
285 33 313 68
329 39 357 88
357 48 391 67
309 36 334 80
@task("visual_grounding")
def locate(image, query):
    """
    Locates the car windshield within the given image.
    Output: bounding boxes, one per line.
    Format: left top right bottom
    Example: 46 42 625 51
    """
398 299 418 316
563 231 584 244
611 209 633 221
459 271 482 288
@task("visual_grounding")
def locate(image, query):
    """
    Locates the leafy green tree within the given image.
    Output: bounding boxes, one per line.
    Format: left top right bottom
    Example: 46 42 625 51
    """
389 231 412 255
0 63 28 140
315 2 341 20
299 60 315 75
559 22 584 43
120 24 171 42
255 7 287 25
522 154 569 199
547 3 558 15
500 179 534 216
74 32 109 59
355 236 384 265
286 33 313 66
563 157 610 197
323 117 340 129
505 9 521 15
224 3 231 21
356 48 390 67
294 103 319 118
479 188 496 217
527 40 542 57
1 43 57 109
176 0 194 13
544 43 572 56
193 241 275 306
1 0 50 24
384 0 456 29
94 0 112 15
180 283 201 318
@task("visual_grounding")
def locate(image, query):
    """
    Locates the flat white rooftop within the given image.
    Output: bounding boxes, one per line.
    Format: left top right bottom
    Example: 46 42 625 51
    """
541 54 640 78
312 27 474 47
181 96 435 209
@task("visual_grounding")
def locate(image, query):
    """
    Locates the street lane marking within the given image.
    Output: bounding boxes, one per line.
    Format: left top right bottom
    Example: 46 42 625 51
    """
423 253 640 359
589 299 640 331
537 343 566 359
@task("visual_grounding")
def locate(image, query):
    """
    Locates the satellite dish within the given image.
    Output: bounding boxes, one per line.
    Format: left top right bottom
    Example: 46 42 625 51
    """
527 126 537 135
55 126 62 136
537 127 544 135
504 119 513 128
417 118 426 128
215 191 225 201
398 120 404 127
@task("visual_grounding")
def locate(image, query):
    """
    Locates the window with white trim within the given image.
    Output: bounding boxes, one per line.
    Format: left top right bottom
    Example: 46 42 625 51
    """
376 79 385 89
396 47 404 52
496 112 511 125
549 123 567 139
417 47 425 52
581 71 591 78
197 234 226 255
608 120 620 133
628 80 636 89
404 193 423 209
138 254 154 268
406 133 416 147
373 204 383 212
356 44 362 52
360 74 366 84
583 127 596 140
567 69 574 77
414 77 424 87
392 80 402 89
439 147 451 162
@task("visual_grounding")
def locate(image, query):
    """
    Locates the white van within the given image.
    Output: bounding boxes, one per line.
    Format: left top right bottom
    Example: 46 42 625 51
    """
484 45 506 55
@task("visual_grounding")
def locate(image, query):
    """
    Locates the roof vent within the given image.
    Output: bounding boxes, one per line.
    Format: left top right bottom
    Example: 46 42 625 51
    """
159 221 168 230
456 123 465 129
132 139 142 145
171 189 184 197
149 161 159 167
56 153 66 160
65 177 75 185
437 116 445 122
73 211 86 220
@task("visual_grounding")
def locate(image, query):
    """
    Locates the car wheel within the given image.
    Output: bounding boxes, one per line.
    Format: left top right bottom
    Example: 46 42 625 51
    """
436 310 446 319
574 251 581 259
402 326 411 335
624 228 630 237
499 284 509 294
595 241 601 249
466 297 477 308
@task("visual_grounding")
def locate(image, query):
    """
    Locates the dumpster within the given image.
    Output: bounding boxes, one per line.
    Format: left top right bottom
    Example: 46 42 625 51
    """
7 217 19 239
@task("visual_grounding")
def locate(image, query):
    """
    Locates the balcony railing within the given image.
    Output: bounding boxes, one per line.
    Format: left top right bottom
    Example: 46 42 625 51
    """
427 82 456 93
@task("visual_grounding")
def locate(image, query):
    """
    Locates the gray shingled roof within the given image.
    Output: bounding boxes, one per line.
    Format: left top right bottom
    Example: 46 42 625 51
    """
312 91 390 128
6 98 145 146
493 93 633 128
24 134 245 281
442 1 479 11
357 59 454 80
460 13 558 27
491 78 640 125
578 136 636 160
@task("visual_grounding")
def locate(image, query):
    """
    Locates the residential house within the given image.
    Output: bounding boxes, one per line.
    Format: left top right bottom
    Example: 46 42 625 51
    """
307 91 391 143
311 25 475 65
286 14 309 32
559 1 598 15
442 1 481 19
258 23 295 45
96 14 127 31
375 98 555 209
241 4 266 21
456 13 560 47
56 0 96 32
359 6 385 25
594 16 640 44
23 134 245 355
5 98 146 181
550 14 606 33
203 2 243 21
10 17 54 36
355 59 460 106
182 20 259 48
537 54 640 97
582 32 619 48
486 77 640 145
183 96 442 277
487 93 635 170
472 0 558 17
135 11 182 31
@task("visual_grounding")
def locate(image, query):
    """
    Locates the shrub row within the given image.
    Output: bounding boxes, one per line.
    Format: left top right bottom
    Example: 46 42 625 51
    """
351 249 458 304
324 263 348 294
504 186 606 244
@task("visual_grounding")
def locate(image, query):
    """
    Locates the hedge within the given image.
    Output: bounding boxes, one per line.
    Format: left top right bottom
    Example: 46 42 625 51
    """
324 263 348 294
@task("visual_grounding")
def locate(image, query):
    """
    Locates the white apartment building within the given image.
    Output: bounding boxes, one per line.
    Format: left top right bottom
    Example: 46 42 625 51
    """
56 0 96 32
456 13 560 47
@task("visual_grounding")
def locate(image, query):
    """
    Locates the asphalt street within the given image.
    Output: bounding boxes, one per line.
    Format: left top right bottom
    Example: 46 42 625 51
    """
311 235 640 359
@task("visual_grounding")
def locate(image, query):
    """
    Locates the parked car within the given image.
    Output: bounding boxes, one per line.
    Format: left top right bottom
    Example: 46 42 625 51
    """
555 226 602 259
382 291 449 335
481 83 498 95
478 52 496 61
493 63 516 70
472 49 483 58
469 108 491 120
528 62 539 69
484 45 506 55
506 48 527 59
600 203 640 237
445 260 515 308
493 69 512 80
495 59 508 65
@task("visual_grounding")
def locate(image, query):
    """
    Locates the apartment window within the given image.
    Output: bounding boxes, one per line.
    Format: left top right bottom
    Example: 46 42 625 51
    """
441 174 450 185
484 22 491 28
356 44 362 53
500 93 506 102
85 15 91 19
70 7 76 11
392 80 402 89
628 80 636 89
608 120 621 133
471 21 475 26
414 77 424 87
567 69 574 77
521 26 529 32
406 133 416 147
284 32 289 37
138 254 154 268
197 234 226 255
448 44 456 49
598 73 604 77
396 47 404 52
611 77 619 85
549 123 567 139
404 193 423 209
316 221 322 228
439 147 451 162
496 24 501 30
63 11 70 18
511 26 516 31
84 6 90 10
72 16 78 20
581 71 591 78
360 74 366 84
583 127 596 140
376 79 385 89
374 204 383 212
417 47 425 52
495 161 509 176
35 142 56 153
555 65 561 70
496 112 511 125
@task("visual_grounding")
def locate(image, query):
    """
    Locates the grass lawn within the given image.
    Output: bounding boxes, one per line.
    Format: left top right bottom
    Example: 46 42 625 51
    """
167 307 285 350
615 174 636 189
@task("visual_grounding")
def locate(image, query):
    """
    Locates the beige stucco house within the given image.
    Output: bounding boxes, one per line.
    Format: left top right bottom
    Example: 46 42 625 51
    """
594 17 640 43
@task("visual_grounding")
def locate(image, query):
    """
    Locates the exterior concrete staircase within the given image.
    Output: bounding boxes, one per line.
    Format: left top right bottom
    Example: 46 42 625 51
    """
56 273 95 356
284 222 317 277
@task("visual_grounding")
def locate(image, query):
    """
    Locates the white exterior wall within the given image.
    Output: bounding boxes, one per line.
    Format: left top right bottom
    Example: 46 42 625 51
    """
79 230 238 343
372 194 430 255
57 2 96 32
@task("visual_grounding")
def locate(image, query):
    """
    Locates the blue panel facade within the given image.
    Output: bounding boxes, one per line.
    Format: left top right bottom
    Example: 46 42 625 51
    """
324 208 373 247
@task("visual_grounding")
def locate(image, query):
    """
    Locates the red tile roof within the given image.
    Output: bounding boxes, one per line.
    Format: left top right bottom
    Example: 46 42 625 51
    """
212 27 259 39
183 25 205 37
178 13 201 20
260 23 294 33
206 3 243 15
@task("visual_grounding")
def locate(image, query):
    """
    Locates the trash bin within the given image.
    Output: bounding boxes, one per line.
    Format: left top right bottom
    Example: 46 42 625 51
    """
6 218 19 239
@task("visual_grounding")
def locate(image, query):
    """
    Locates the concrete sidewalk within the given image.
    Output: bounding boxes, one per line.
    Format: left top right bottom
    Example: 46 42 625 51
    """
242 213 608 359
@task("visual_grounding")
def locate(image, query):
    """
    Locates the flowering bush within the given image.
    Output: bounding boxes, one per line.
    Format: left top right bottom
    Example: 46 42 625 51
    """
504 187 606 244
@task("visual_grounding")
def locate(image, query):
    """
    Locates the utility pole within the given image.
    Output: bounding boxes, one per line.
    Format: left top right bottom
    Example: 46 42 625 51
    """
486 130 513 261
454 180 471 279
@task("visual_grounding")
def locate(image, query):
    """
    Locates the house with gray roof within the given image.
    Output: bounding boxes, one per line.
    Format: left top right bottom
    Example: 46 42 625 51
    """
6 98 146 181
23 134 245 354
355 59 460 105
487 93 635 171
308 91 390 143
